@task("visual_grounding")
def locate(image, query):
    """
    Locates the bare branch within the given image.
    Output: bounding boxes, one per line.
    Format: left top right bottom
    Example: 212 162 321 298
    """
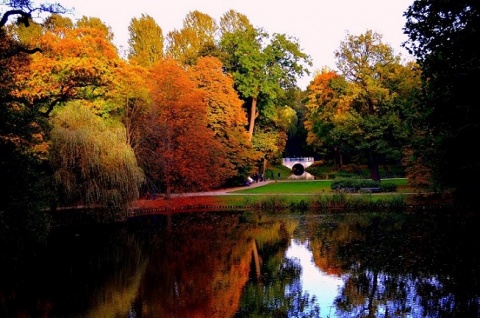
0 9 31 28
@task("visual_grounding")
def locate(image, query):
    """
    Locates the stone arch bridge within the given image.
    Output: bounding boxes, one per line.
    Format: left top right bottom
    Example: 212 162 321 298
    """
282 157 315 175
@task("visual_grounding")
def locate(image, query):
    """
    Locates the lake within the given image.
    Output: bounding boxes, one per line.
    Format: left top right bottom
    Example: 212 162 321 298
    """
1 209 479 317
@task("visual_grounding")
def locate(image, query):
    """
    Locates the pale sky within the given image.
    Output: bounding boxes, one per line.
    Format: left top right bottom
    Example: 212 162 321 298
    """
55 0 415 89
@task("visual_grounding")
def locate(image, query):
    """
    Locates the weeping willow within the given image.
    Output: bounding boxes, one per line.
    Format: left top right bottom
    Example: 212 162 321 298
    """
49 102 144 214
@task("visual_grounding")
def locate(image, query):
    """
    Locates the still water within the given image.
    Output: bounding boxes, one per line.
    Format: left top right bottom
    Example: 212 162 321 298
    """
1 210 479 317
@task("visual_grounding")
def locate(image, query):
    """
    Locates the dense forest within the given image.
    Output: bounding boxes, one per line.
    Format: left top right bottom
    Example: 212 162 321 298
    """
0 0 478 227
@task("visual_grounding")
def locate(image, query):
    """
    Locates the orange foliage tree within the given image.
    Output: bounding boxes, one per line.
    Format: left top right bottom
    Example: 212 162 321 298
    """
189 56 260 185
304 69 353 168
141 59 228 197
12 24 119 116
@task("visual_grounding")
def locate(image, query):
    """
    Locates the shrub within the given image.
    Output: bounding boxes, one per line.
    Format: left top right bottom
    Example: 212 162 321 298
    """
331 179 380 191
379 183 397 193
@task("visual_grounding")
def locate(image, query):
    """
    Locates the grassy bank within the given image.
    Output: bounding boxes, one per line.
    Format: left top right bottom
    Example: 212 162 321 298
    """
132 178 438 213
133 170 458 213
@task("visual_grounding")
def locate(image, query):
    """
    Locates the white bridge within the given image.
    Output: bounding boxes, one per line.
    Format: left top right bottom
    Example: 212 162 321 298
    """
282 157 315 174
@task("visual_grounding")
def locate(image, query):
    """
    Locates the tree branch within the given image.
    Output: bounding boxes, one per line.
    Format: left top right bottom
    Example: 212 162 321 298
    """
0 9 31 28
0 45 42 59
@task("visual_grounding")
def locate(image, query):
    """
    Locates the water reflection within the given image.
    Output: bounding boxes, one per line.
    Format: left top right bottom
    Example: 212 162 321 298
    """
1 210 479 317
286 240 344 317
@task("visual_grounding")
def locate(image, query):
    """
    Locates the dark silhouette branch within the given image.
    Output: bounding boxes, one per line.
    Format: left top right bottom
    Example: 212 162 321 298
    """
0 46 42 59
1 2 70 58
0 9 31 28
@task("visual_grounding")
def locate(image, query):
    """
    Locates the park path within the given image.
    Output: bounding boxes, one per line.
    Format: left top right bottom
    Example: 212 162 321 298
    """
170 180 274 197
131 180 274 211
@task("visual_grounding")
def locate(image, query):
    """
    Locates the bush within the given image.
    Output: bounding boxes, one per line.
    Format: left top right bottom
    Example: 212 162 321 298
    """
331 178 380 191
379 183 397 193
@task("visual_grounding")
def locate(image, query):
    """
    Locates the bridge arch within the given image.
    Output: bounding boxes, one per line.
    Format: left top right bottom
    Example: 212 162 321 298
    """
282 157 314 176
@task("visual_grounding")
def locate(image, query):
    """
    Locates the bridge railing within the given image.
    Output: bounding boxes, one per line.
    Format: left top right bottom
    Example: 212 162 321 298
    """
283 157 314 163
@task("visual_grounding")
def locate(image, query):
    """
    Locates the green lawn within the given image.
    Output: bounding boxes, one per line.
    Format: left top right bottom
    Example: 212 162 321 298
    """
232 180 332 194
230 179 409 194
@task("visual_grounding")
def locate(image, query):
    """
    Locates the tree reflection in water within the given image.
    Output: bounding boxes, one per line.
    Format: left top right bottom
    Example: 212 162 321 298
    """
0 210 479 317
297 212 480 317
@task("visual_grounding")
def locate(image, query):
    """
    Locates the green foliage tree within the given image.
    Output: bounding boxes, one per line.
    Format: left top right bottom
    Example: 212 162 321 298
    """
219 25 311 142
403 0 480 198
127 13 164 67
49 101 144 217
304 69 356 167
255 99 298 170
282 87 315 158
333 30 419 181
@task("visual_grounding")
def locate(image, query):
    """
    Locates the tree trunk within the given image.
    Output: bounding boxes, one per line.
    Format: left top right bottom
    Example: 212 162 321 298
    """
368 150 381 181
333 146 337 167
247 97 257 140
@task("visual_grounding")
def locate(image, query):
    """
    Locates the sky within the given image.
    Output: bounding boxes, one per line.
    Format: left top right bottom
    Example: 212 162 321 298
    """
56 0 415 89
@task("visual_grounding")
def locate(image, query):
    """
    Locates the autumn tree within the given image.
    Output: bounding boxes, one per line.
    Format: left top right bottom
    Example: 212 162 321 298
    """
304 68 356 168
127 13 164 67
0 32 51 213
0 0 69 239
6 13 74 51
5 12 146 215
109 61 150 153
403 0 480 198
76 16 114 42
140 59 227 197
166 10 217 66
190 56 260 184
0 0 69 213
49 101 144 218
218 9 252 34
13 19 119 117
333 30 419 181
